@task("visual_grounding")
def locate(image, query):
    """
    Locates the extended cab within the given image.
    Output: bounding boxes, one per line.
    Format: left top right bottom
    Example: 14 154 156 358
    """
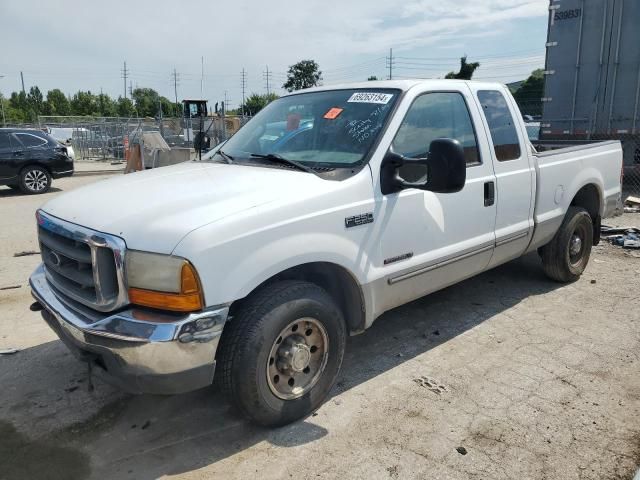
30 80 622 426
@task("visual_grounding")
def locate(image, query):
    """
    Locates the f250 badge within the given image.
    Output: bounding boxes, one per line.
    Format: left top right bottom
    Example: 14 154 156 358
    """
345 213 374 228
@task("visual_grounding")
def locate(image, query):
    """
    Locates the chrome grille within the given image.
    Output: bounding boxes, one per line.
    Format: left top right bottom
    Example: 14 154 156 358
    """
36 210 128 312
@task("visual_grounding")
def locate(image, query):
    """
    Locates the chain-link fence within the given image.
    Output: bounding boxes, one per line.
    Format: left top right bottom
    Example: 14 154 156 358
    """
35 115 250 162
534 135 640 198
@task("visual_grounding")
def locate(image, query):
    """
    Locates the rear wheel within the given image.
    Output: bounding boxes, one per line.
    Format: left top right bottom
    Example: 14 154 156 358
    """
217 280 346 426
540 206 593 282
19 166 51 194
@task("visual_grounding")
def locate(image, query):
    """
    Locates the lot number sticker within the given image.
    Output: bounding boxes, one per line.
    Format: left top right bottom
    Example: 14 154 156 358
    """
347 92 394 104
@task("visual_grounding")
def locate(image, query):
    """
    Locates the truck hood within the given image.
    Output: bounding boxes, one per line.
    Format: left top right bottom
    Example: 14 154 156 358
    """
41 161 331 253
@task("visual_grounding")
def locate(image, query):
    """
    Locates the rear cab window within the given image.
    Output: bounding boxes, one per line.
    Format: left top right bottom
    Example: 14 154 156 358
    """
477 90 521 161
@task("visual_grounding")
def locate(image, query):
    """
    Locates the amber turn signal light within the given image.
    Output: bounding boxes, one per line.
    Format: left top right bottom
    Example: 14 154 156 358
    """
128 262 203 312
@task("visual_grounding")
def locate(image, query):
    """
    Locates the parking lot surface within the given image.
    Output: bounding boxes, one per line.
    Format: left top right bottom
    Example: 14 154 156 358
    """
1 176 639 480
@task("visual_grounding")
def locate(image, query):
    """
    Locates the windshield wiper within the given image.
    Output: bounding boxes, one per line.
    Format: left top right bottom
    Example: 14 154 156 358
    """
215 149 234 164
249 153 316 174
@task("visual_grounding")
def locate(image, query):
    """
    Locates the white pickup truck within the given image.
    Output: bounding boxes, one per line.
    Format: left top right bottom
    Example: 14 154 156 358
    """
30 80 622 426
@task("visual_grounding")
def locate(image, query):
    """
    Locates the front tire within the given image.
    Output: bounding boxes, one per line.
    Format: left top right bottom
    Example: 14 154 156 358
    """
217 281 346 427
540 206 593 282
19 166 51 194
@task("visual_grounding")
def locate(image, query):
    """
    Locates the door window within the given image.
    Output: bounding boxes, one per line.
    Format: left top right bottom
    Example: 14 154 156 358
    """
15 133 47 148
392 92 480 166
477 90 521 161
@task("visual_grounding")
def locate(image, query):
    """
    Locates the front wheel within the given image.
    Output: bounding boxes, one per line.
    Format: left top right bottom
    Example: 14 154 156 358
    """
19 166 51 194
216 281 346 427
540 206 593 282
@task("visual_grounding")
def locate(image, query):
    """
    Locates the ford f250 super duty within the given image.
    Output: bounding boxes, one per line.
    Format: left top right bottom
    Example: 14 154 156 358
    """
29 80 623 426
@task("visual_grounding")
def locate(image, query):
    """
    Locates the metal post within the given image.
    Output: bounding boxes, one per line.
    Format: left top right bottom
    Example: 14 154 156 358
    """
20 71 25 94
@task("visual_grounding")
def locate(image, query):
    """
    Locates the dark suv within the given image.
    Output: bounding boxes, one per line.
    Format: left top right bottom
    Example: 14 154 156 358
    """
0 128 74 194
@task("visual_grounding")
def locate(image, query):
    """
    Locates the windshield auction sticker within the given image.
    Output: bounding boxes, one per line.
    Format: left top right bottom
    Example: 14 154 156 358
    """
347 92 394 104
323 107 344 119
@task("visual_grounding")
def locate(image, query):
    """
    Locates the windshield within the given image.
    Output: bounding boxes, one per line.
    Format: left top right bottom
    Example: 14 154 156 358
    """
219 89 400 167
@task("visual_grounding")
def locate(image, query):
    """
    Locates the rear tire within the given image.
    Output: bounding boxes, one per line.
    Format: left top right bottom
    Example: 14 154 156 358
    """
540 206 593 282
216 280 346 427
19 166 51 194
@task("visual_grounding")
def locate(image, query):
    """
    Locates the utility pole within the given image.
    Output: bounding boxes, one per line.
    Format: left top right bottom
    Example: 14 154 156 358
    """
121 61 129 99
0 75 6 126
20 71 25 94
128 81 133 98
172 68 180 111
222 91 229 140
200 56 204 98
240 68 247 118
263 66 272 95
387 48 394 80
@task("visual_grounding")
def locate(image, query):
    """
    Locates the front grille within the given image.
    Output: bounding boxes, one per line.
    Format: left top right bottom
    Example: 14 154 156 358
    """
36 211 127 312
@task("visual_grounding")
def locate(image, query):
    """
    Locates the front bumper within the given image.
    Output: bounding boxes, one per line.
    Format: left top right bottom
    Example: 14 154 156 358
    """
30 264 229 395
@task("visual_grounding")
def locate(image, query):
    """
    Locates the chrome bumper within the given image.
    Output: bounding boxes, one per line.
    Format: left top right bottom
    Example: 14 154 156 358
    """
30 263 229 395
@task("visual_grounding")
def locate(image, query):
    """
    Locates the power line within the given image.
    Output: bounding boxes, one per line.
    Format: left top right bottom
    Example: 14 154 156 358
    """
121 61 129 99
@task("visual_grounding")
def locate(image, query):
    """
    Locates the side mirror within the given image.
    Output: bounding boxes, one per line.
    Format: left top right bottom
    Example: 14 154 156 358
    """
380 138 466 195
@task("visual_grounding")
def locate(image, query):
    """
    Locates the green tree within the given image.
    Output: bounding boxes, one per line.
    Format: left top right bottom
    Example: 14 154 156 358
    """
445 56 480 80
513 69 545 116
27 86 44 120
9 91 28 114
70 91 98 116
240 92 279 116
96 93 117 116
116 97 136 117
283 60 322 92
367 75 378 81
132 87 160 117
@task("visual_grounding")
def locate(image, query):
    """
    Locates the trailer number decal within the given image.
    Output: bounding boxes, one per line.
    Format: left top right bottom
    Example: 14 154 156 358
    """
554 8 581 22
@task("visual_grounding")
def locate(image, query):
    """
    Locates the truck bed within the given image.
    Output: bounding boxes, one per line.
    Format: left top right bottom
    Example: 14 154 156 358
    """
528 140 623 251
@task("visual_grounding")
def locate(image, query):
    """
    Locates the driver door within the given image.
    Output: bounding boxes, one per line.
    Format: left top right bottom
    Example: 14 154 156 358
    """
372 87 497 313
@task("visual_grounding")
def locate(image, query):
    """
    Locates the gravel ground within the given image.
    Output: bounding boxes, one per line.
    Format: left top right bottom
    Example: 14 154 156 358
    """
0 177 639 480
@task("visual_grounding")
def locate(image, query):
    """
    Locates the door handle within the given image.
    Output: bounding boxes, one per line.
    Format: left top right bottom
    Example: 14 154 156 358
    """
484 181 495 207
12 151 24 157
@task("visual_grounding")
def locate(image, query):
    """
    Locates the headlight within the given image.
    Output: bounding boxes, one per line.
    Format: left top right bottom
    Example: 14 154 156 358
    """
125 251 203 312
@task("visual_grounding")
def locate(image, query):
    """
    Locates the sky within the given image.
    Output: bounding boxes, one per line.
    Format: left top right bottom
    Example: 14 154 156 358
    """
0 0 549 110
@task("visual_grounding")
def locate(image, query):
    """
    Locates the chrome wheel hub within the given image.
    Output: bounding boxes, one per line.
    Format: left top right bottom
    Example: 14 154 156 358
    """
25 170 47 191
570 234 582 256
267 317 329 400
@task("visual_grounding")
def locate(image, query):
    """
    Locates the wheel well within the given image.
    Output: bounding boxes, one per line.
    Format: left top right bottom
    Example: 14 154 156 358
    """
20 163 51 175
230 262 366 335
570 184 601 245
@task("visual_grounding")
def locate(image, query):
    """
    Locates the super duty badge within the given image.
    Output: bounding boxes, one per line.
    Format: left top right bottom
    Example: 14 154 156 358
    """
345 213 374 228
